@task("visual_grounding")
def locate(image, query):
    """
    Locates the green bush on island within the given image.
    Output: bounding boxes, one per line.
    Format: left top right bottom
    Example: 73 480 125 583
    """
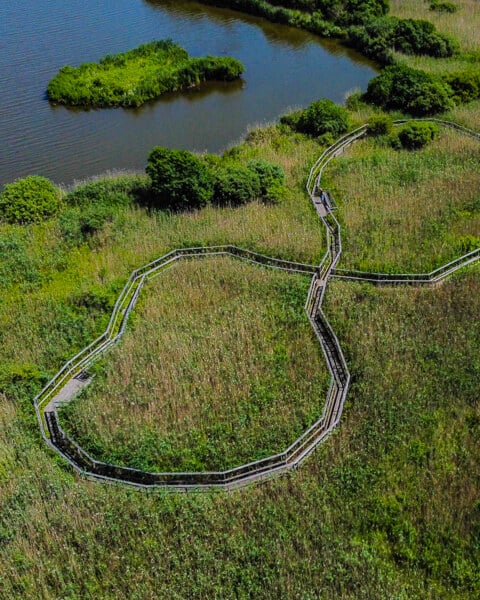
0 175 61 224
47 40 244 108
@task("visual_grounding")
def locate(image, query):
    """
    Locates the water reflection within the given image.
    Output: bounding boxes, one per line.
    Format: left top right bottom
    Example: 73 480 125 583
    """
1 0 376 185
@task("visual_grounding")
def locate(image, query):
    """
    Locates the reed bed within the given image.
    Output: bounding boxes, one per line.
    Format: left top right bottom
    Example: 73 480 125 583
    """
325 128 480 272
59 256 329 471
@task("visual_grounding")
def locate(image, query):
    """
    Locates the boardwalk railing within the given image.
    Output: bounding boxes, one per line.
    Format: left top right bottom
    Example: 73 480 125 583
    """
36 119 479 490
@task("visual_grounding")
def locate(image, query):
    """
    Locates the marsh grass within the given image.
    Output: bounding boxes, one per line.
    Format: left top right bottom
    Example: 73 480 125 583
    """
325 127 480 272
59 257 329 471
391 0 479 52
1 269 479 598
1 99 480 596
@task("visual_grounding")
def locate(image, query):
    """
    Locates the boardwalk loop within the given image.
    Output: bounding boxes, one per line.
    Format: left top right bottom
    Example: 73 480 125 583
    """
34 120 480 490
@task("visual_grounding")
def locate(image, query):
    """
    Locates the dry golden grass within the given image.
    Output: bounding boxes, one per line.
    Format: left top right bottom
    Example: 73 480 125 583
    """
60 256 329 471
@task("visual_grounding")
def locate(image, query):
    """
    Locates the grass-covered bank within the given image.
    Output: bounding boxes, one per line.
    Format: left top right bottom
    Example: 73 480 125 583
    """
47 40 244 108
58 257 329 472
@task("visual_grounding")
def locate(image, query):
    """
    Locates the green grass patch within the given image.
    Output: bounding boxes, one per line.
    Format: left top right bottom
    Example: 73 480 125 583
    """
47 39 244 108
58 256 329 472
324 126 480 272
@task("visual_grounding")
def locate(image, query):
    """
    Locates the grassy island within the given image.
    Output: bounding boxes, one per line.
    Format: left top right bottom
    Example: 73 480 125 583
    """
47 40 244 108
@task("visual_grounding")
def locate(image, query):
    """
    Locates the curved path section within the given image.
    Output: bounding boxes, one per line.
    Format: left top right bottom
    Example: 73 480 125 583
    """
35 119 480 490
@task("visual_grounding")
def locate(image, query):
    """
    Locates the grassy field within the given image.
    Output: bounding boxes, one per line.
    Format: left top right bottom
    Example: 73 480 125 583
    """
1 268 479 597
324 125 480 272
391 0 479 52
59 256 329 472
2 2 480 587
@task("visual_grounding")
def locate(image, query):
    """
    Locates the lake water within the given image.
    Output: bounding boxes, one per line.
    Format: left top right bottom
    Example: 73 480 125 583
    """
0 0 376 185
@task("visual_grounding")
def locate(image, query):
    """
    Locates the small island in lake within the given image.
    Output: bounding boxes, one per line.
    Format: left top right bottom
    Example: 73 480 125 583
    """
47 39 244 108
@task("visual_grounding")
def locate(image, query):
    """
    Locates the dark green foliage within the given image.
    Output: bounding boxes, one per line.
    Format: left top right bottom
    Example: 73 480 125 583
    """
0 176 61 224
0 363 48 400
146 147 214 211
247 158 286 195
364 64 454 115
65 175 148 207
47 40 244 108
392 18 459 57
284 98 349 137
397 122 439 149
367 113 394 136
213 165 261 206
195 0 344 36
430 0 457 13
347 16 458 64
443 69 480 104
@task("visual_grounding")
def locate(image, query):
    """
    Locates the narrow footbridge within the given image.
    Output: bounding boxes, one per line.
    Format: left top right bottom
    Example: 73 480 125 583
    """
34 119 480 490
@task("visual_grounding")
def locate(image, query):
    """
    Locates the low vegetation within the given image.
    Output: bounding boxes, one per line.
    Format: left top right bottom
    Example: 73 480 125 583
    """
47 40 244 108
324 125 480 272
1 0 480 595
281 98 350 141
59 257 329 472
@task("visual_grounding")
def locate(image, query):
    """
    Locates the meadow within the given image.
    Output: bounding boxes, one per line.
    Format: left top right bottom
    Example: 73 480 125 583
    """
324 125 480 272
59 256 329 472
1 0 480 594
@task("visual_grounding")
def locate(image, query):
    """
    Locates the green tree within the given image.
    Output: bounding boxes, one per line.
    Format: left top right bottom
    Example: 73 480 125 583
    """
365 64 454 115
296 98 350 137
0 175 61 224
146 147 214 211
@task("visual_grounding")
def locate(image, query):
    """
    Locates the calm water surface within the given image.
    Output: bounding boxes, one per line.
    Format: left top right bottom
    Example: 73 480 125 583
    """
0 0 376 185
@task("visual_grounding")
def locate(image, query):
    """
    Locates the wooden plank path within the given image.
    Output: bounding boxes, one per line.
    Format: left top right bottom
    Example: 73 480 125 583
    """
33 119 480 490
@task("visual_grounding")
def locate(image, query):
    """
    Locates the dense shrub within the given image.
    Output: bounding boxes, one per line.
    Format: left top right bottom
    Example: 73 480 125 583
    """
367 113 394 136
47 40 244 108
146 147 214 211
66 175 148 207
0 232 41 286
443 69 480 104
392 18 458 57
59 204 118 245
213 165 261 206
283 98 349 137
348 15 458 63
364 64 454 115
430 0 457 13
247 159 285 195
397 122 439 149
0 176 61 224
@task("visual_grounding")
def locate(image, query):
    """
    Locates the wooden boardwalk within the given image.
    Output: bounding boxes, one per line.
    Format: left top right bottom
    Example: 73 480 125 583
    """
33 119 480 490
